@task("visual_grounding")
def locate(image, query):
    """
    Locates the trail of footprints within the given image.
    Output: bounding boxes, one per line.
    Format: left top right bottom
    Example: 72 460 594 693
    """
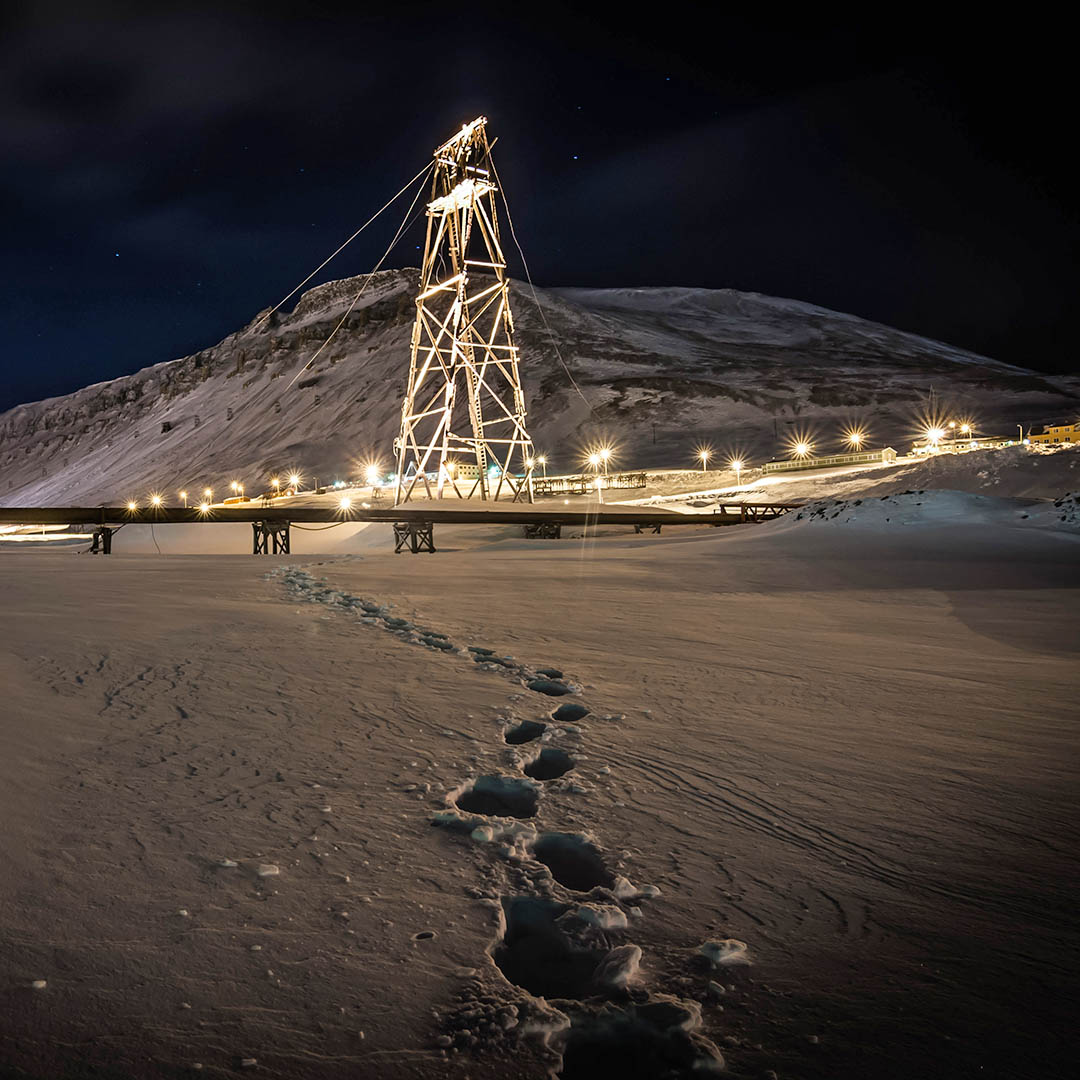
270 567 750 1077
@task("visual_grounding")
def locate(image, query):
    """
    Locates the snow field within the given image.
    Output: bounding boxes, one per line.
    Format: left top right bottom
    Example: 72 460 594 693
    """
270 563 733 1075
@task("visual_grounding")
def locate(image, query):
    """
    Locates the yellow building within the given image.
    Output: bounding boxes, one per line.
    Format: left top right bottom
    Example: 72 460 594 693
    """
1030 421 1079 445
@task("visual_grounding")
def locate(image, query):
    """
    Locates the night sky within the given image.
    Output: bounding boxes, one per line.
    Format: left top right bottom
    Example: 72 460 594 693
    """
1 2 1075 413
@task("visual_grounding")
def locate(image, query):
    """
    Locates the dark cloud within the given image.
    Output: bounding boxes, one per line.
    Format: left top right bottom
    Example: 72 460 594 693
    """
0 2 1075 411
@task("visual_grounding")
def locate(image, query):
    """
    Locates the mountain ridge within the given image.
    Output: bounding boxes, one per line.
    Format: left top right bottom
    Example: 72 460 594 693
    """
2 269 1076 505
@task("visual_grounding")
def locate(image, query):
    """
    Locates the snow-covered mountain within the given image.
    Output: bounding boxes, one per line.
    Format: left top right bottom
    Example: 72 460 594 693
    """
2 269 1077 505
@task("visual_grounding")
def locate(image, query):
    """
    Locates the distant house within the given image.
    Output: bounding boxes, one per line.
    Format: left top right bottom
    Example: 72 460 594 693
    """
1029 421 1079 445
761 447 897 475
445 461 482 481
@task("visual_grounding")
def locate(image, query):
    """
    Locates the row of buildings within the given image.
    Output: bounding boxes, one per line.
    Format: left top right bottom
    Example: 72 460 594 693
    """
760 420 1078 476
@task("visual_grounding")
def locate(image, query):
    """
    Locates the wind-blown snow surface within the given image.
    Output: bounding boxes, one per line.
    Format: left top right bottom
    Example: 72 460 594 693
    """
2 270 1077 505
1 496 1077 1078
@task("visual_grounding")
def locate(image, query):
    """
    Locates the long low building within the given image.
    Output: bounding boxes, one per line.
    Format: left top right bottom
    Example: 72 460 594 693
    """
909 435 1019 453
761 447 897 475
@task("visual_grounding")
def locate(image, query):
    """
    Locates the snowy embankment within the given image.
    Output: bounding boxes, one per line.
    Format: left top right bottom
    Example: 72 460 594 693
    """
787 488 1080 531
627 444 1080 511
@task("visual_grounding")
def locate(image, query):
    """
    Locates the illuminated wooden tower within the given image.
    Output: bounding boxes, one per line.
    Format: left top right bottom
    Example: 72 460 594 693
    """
394 117 534 503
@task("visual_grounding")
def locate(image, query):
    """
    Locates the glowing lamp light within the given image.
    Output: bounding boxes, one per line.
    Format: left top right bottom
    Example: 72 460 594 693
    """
794 441 811 458
926 427 945 445
288 473 301 488
198 502 211 514
127 501 137 512
588 453 601 468
203 488 212 499
364 464 380 486
526 457 535 468
150 494 163 507
537 455 547 465
271 477 280 488
339 496 352 510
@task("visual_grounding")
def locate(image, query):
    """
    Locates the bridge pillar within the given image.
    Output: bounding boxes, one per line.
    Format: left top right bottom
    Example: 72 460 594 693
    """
90 526 114 554
634 523 662 535
522 522 561 540
252 521 290 555
393 521 435 553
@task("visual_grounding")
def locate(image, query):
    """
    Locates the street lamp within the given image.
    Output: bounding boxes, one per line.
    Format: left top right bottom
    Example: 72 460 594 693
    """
599 447 611 476
288 473 301 491
697 448 710 472
203 487 213 503
179 490 188 507
538 454 548 479
845 429 864 450
150 493 163 508
794 441 811 458
730 457 744 486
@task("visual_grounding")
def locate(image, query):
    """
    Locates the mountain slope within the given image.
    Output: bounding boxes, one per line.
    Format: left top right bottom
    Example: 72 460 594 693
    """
2 270 1076 504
